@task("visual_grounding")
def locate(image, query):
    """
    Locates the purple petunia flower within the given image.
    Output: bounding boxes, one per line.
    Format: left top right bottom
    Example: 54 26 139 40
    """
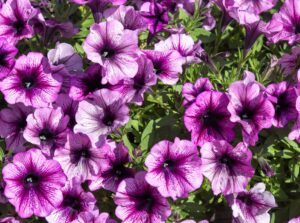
244 21 267 55
143 50 183 85
266 0 300 45
0 0 38 43
182 77 214 108
289 217 300 223
288 96 300 143
46 177 96 223
145 137 202 200
0 38 17 80
228 79 274 146
140 1 168 34
0 103 33 153
54 132 103 182
0 52 62 108
83 20 139 85
2 148 66 218
89 142 134 192
23 107 69 156
114 171 171 223
69 64 110 101
184 91 235 146
78 211 117 223
104 5 146 32
113 55 157 105
155 34 204 64
181 220 209 223
265 81 297 128
0 217 21 223
200 140 254 195
74 89 129 145
279 47 300 76
227 183 277 223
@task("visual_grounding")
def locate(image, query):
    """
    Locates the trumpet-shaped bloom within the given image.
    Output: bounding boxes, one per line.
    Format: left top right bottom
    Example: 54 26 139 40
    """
0 38 17 80
279 47 300 76
2 148 66 218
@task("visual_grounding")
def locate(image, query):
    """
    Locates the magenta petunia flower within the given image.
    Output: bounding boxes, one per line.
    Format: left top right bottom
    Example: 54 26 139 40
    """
182 77 214 108
78 211 117 223
184 91 235 146
104 5 146 32
113 55 157 105
266 0 300 45
114 171 171 223
46 177 96 223
145 137 202 200
155 34 204 64
89 142 134 192
228 80 274 146
227 183 277 223
0 38 17 80
69 64 110 101
181 220 209 223
0 217 21 223
0 0 38 43
143 49 183 85
0 103 33 153
288 96 300 143
74 89 129 145
244 20 267 55
53 94 79 130
201 140 254 195
289 217 300 223
265 81 297 128
0 52 62 108
23 107 69 156
279 47 300 76
83 20 139 84
2 148 66 218
54 132 103 182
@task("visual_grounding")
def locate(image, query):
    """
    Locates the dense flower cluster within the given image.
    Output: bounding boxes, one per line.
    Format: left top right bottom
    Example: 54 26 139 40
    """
0 0 300 222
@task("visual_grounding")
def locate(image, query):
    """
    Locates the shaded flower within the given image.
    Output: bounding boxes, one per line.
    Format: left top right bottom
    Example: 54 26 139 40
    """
54 132 103 181
228 80 274 146
200 140 254 195
0 38 17 80
244 21 267 55
0 0 38 43
0 182 7 204
227 183 277 223
23 107 69 156
182 77 214 108
74 89 129 145
114 171 171 223
89 142 134 192
145 138 202 200
184 91 235 146
0 217 21 223
265 81 297 128
257 157 275 177
78 211 117 223
278 47 300 76
288 97 300 143
0 52 62 108
155 34 204 64
143 49 183 85
0 103 33 153
266 0 300 45
83 20 139 84
2 148 66 218
46 177 96 223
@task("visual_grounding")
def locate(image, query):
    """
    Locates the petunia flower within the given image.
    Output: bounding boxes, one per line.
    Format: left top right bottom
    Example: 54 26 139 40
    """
0 182 7 204
227 183 277 223
23 107 69 157
74 89 129 145
0 0 38 43
184 91 235 146
143 49 183 85
78 210 117 223
114 171 171 223
54 132 104 182
266 0 300 45
0 217 21 223
200 140 254 195
46 177 97 223
288 96 300 143
83 20 139 84
0 38 17 80
89 142 134 192
265 81 297 128
289 217 300 223
0 52 62 108
278 47 300 76
0 103 33 153
145 137 202 200
2 148 66 218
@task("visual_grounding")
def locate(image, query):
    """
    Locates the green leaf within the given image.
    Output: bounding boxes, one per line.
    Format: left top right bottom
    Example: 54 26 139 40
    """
140 120 155 151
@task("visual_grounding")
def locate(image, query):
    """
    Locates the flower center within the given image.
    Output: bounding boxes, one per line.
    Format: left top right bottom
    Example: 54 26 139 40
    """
275 93 287 115
101 47 115 58
163 159 176 170
0 53 6 66
63 195 81 211
220 155 232 164
201 110 217 127
240 108 253 120
12 20 25 35
153 63 162 75
102 112 115 126
83 75 106 95
22 76 36 89
238 194 253 206
133 78 145 90
23 173 40 187
136 195 154 211
295 23 300 34
39 129 54 141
